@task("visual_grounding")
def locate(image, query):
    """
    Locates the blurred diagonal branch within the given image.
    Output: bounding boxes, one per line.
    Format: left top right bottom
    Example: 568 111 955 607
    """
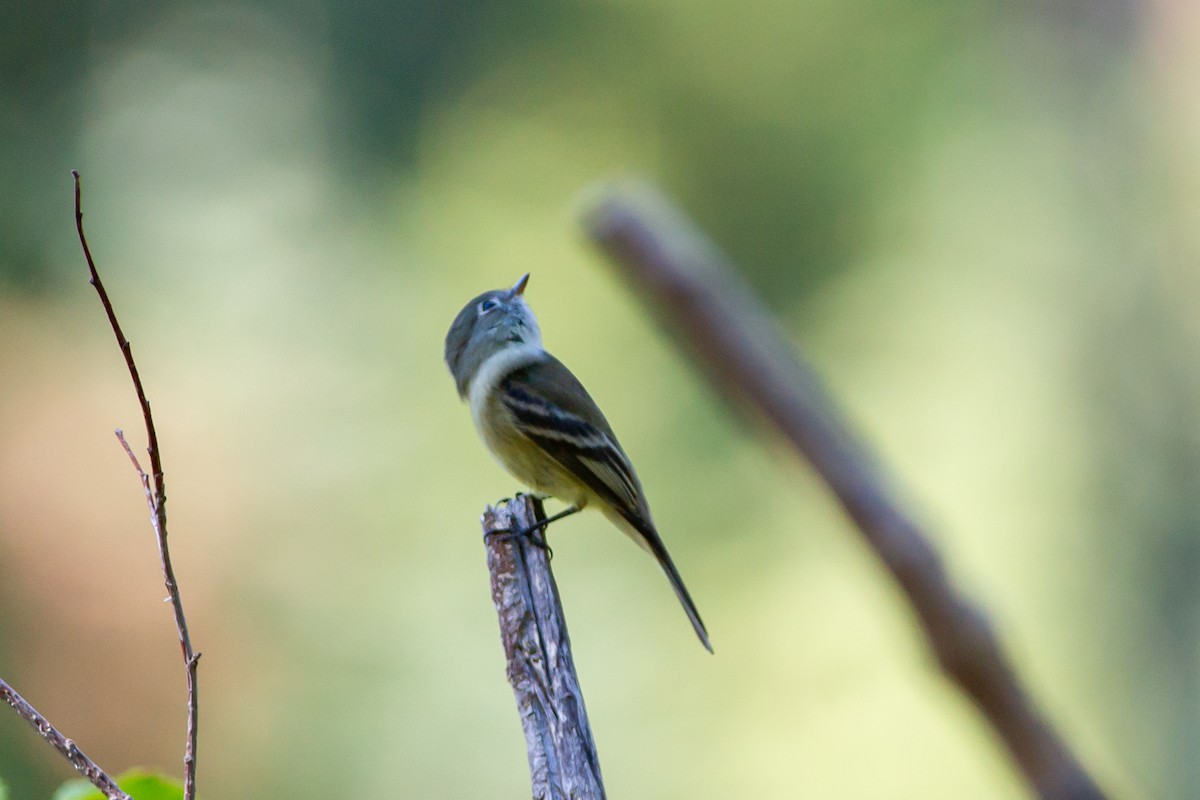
73 171 200 800
582 182 1107 800
0 680 131 800
483 496 606 800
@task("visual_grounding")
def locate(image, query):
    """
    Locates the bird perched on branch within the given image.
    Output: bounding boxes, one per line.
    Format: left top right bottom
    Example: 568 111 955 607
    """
444 273 712 652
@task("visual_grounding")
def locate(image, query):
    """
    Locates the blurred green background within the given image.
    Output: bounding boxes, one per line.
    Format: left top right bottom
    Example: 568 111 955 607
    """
2 1 1196 797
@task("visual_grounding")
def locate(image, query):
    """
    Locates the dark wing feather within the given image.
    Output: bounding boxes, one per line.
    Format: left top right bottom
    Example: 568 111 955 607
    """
500 357 642 515
501 355 714 652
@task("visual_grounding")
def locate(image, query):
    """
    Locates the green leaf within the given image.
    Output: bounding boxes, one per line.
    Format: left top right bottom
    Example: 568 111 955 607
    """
53 769 184 800
0 773 9 800
50 780 99 800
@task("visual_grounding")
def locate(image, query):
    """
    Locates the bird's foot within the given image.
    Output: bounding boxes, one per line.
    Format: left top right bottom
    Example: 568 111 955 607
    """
484 523 553 559
492 491 549 506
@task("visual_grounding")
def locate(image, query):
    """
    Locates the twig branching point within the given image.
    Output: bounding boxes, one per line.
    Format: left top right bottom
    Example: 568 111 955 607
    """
582 182 1107 800
483 496 606 800
73 170 199 800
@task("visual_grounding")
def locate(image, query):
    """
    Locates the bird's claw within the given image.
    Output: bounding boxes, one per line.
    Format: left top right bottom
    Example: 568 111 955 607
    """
484 523 554 560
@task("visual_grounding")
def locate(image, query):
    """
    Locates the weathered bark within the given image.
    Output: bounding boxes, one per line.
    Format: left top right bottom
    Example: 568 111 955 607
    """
483 495 605 800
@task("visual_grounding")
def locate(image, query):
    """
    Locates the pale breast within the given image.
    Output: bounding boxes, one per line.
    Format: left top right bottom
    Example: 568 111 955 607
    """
467 345 590 506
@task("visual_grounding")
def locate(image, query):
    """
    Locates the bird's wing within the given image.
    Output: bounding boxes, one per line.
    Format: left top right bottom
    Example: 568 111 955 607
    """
499 355 643 516
501 355 714 652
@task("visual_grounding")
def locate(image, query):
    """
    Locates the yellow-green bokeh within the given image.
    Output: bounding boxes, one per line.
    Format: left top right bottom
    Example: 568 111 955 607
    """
3 2 1198 798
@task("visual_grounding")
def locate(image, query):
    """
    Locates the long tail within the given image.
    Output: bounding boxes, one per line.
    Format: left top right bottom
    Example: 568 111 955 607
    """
613 511 713 653
653 539 713 653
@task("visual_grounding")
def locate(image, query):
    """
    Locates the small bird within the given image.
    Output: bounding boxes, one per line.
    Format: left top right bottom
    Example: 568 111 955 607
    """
445 273 712 652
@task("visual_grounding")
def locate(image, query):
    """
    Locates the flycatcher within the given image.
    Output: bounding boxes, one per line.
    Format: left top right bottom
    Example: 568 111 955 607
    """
444 273 712 652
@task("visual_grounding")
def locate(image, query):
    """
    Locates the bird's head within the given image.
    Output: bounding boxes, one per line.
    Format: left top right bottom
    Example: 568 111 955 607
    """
444 273 542 398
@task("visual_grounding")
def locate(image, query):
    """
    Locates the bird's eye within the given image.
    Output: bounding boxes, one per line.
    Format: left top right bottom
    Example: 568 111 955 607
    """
478 299 499 314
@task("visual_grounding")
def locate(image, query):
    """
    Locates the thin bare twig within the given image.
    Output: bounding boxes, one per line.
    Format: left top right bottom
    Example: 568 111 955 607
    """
0 678 132 800
73 170 200 800
582 182 1106 800
483 496 606 800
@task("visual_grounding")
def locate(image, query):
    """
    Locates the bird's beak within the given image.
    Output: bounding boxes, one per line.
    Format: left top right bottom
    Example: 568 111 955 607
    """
509 273 530 298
